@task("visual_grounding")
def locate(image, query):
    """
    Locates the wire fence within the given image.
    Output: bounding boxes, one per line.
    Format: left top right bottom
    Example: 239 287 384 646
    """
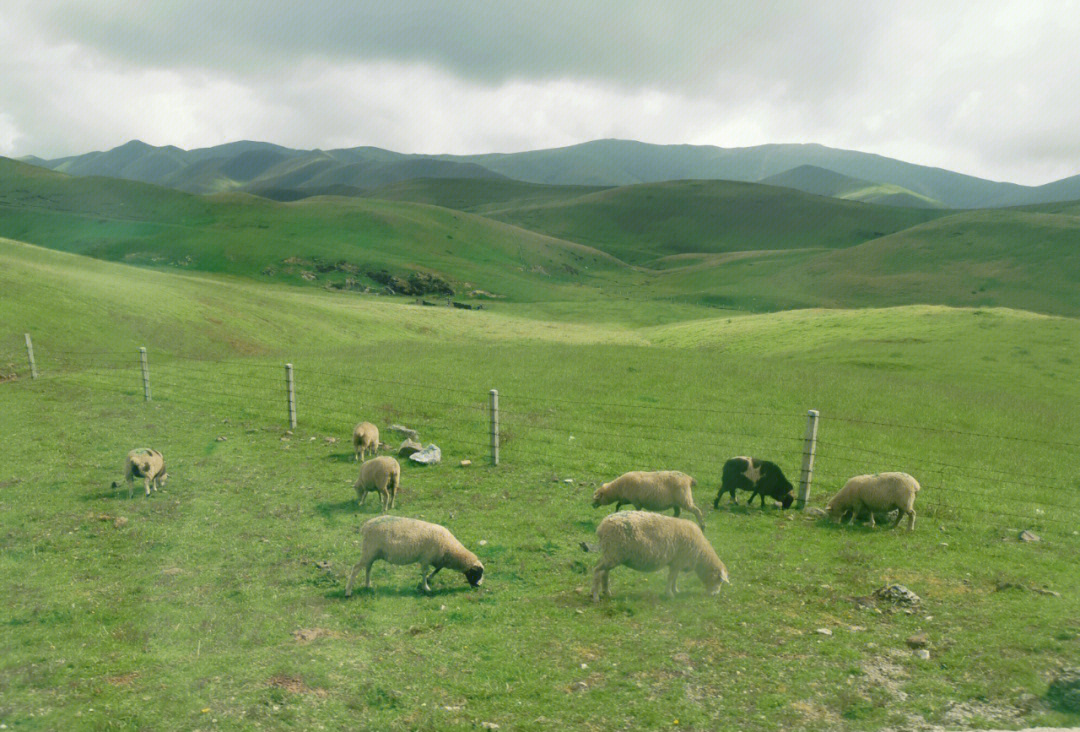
6 334 1079 533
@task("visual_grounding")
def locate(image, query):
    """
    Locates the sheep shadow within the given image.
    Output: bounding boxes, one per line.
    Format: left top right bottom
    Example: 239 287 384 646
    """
333 584 478 600
325 452 359 464
80 488 159 502
314 499 363 518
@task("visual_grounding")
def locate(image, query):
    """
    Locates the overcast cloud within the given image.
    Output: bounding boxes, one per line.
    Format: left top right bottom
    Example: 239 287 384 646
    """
1 0 1078 184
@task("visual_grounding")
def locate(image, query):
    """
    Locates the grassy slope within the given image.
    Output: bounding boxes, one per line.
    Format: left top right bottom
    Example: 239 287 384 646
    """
486 179 946 264
0 157 629 303
634 209 1080 316
2 240 1079 730
761 165 945 208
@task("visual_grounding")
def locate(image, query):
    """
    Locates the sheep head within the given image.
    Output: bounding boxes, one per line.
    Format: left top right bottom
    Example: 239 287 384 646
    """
591 483 613 508
698 561 730 595
780 493 794 510
465 563 484 587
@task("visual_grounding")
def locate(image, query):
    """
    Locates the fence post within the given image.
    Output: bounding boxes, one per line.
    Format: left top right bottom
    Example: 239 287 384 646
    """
138 347 151 401
490 389 499 466
285 363 297 429
798 409 819 509
24 333 37 379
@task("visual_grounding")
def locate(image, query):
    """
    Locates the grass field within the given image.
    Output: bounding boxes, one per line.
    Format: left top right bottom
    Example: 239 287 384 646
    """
2 238 1079 730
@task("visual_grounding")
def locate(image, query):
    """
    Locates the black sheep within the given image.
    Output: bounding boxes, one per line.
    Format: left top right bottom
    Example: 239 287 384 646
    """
714 456 795 509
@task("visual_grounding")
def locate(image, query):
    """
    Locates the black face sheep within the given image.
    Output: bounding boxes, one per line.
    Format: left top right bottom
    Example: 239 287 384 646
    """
591 511 729 602
354 456 401 512
713 456 795 509
111 448 168 499
345 516 484 595
352 421 379 462
592 470 705 528
826 472 920 530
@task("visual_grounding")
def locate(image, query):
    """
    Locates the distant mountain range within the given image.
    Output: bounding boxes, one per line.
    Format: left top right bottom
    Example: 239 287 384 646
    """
20 138 1080 209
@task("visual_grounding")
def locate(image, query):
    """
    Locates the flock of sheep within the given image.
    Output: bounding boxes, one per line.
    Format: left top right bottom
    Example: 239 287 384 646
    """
115 424 921 600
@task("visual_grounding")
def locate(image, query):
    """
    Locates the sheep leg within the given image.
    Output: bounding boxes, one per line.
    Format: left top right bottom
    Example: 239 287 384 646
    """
614 501 624 512
144 476 152 497
672 506 680 517
759 493 767 508
666 566 680 597
345 559 367 597
356 487 368 507
592 560 614 602
126 476 134 500
866 507 876 529
890 508 904 530
418 564 433 593
378 486 390 513
688 505 706 529
354 447 359 462
389 483 396 510
906 509 916 531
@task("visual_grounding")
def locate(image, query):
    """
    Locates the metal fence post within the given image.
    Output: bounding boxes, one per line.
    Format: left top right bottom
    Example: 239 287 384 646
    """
24 333 37 379
490 389 499 466
138 347 151 401
798 409 819 509
285 363 297 429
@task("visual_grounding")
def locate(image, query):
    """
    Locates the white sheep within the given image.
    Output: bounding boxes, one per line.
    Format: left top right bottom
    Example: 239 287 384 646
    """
111 448 168 499
345 516 484 595
592 470 705 528
353 421 379 462
354 456 401 512
826 472 920 530
591 511 729 601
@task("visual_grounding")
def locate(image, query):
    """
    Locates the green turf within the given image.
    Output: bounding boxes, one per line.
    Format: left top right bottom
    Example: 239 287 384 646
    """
2 239 1079 730
485 179 945 265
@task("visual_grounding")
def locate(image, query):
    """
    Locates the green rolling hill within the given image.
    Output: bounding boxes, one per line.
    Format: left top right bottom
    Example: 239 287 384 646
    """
482 179 946 264
0 157 626 302
27 138 1080 209
760 165 944 208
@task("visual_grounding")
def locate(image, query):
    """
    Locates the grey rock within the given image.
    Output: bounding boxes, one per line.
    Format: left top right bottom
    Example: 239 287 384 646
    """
409 444 442 465
804 507 828 517
872 584 921 607
388 424 420 441
914 649 931 660
1019 530 1041 542
398 439 423 457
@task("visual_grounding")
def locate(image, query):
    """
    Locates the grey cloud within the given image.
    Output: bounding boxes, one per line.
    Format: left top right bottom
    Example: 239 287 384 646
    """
2 0 1079 184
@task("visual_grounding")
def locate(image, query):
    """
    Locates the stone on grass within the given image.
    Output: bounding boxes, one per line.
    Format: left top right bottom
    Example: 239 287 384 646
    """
804 507 827 517
460 459 472 467
388 424 420 441
815 628 832 636
872 584 921 607
914 649 931 661
1019 530 1041 542
409 444 442 465
398 439 422 458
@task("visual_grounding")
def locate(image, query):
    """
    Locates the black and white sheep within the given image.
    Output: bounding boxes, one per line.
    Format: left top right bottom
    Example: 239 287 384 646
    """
713 456 796 509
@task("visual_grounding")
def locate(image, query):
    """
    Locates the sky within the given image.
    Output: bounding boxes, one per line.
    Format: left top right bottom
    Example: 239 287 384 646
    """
1 0 1078 185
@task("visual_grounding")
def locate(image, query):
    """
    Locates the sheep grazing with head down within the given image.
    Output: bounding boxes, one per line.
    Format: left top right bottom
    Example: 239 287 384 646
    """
111 448 168 499
345 516 484 595
591 511 729 601
714 456 796 509
354 455 401 512
826 472 920 530
352 421 379 462
592 470 705 528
